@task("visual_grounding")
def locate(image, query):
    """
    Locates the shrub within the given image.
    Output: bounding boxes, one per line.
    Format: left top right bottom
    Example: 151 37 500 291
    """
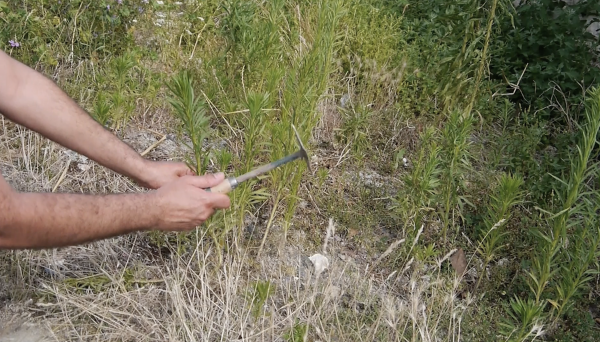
490 0 600 121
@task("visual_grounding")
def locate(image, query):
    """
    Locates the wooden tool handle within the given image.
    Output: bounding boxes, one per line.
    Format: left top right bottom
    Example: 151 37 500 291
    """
206 177 236 194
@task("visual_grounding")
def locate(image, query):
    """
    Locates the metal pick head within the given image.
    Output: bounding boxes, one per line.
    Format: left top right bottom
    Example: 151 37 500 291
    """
292 124 312 173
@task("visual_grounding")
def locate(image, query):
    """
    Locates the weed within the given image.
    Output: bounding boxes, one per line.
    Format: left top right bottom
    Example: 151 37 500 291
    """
475 173 524 292
166 70 211 175
337 103 372 160
92 92 112 126
506 87 600 337
500 296 547 341
246 280 276 320
439 109 475 241
391 126 442 237
284 321 308 342
490 0 600 121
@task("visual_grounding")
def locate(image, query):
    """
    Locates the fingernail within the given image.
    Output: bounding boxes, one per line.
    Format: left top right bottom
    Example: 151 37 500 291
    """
216 172 224 178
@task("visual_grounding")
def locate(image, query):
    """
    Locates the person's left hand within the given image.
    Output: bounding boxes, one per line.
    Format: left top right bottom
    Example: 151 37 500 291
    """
136 160 196 189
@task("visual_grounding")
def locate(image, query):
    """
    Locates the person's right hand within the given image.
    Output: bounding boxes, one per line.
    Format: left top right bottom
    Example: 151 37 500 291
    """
151 172 231 231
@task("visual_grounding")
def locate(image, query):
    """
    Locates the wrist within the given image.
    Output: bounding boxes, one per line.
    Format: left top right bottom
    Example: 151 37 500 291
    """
143 191 163 230
127 157 155 188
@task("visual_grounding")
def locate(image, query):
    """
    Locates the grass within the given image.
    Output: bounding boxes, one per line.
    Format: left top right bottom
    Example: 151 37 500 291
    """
1 0 600 341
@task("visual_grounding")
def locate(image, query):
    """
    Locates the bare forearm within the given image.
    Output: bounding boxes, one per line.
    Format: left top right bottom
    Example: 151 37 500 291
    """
0 50 150 184
0 191 159 249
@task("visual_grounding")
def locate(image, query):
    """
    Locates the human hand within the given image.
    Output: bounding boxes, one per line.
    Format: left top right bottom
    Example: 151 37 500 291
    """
137 160 196 189
151 172 231 231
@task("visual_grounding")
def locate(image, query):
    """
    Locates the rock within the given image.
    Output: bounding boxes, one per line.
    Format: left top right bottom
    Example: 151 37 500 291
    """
497 258 509 267
340 93 351 108
63 149 88 163
298 256 314 280
356 170 384 188
77 163 91 172
308 253 329 276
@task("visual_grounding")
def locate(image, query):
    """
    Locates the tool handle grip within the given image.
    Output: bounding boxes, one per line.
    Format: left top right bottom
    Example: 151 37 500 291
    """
206 178 235 194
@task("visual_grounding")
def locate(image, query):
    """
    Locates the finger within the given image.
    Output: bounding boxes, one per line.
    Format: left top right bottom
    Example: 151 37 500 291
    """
183 173 225 188
206 193 231 209
174 163 195 176
201 207 215 221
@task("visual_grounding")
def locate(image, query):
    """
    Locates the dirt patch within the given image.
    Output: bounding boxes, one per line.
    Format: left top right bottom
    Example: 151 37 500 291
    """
0 302 53 342
314 98 342 146
0 321 52 342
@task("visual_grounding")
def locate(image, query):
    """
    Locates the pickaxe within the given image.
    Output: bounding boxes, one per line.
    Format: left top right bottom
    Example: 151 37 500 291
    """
206 125 311 194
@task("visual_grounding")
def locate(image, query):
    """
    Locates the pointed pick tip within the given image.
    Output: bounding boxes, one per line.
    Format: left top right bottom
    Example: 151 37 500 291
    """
292 124 312 173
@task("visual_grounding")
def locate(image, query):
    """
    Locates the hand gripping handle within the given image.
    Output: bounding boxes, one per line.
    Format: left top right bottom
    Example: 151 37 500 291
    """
206 177 238 194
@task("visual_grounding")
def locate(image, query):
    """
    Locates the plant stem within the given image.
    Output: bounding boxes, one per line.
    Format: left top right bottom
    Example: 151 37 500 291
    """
466 0 498 116
257 190 282 257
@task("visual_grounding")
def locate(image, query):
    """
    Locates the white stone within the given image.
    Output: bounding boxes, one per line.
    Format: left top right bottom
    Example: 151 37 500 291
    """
308 253 329 276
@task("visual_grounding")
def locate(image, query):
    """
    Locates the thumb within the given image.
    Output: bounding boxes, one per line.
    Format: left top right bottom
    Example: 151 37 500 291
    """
184 172 225 188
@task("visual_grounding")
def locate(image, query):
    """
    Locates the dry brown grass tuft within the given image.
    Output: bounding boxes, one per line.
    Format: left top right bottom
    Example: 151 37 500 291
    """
314 96 343 146
2 214 474 342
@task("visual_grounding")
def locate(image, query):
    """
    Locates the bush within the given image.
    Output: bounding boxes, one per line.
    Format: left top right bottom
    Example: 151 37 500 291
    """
490 0 600 121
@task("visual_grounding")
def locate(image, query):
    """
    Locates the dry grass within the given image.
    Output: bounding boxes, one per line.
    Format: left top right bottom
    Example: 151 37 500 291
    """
2 214 474 341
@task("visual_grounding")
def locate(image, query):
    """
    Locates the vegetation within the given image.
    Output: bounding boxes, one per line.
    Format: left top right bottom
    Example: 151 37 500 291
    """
1 0 600 341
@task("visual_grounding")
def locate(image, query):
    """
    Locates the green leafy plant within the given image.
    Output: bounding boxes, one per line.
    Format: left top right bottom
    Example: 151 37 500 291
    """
475 172 524 291
166 70 211 175
92 92 112 126
215 148 233 173
337 103 372 159
500 296 547 341
491 0 600 121
404 0 514 113
246 280 276 320
509 86 600 336
439 109 475 241
0 0 145 67
390 126 442 248
284 321 308 342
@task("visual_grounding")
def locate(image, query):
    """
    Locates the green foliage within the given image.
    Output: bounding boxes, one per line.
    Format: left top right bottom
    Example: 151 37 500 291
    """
400 0 514 113
512 87 600 337
336 1 410 110
92 92 112 126
439 109 475 240
245 280 276 320
284 321 308 342
215 0 346 246
551 306 600 342
391 127 442 235
6 0 600 339
102 51 140 129
61 267 142 294
215 148 233 173
475 173 524 291
500 296 547 341
166 70 211 175
491 0 600 120
337 103 372 159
